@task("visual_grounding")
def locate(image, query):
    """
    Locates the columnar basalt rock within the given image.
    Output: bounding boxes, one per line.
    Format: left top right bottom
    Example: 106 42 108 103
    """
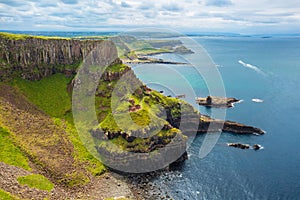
0 35 120 80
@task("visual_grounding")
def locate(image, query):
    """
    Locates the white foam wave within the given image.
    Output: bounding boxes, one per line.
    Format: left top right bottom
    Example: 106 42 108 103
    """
238 60 265 75
229 99 243 108
252 98 264 103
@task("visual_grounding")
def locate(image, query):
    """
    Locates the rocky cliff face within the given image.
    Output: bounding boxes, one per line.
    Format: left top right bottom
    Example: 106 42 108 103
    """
0 34 120 80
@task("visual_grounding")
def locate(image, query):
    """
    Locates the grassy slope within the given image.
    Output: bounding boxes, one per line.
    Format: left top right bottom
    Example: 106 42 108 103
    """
13 74 72 118
15 74 106 174
0 189 19 200
0 73 106 187
0 127 31 170
115 37 172 59
17 174 54 192
96 76 186 153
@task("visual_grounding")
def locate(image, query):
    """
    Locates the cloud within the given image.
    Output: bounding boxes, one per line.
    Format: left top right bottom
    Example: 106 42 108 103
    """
61 0 78 5
37 2 58 8
143 11 157 19
0 0 299 33
206 0 233 7
138 2 154 10
161 2 182 12
0 0 28 7
121 1 131 8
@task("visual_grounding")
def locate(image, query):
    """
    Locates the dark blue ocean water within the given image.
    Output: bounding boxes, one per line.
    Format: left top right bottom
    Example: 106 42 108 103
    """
132 36 300 199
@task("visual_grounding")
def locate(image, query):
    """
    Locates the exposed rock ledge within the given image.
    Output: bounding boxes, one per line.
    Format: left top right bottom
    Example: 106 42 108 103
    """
166 103 265 136
227 143 263 150
196 96 240 108
198 115 265 135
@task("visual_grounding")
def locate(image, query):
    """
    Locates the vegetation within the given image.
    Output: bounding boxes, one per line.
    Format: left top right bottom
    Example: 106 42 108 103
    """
10 73 106 178
112 36 173 59
0 126 31 170
0 32 68 40
134 47 171 56
17 174 54 192
0 189 19 200
106 63 129 73
55 118 106 176
63 172 89 187
95 79 187 153
13 73 72 118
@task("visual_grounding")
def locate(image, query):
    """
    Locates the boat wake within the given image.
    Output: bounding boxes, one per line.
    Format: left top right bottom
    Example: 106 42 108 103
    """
252 98 264 103
238 60 266 75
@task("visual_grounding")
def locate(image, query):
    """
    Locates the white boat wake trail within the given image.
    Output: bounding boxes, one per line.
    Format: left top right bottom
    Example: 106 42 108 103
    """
238 60 266 76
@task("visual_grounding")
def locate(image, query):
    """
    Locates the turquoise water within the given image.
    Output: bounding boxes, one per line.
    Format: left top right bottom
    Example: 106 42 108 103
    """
132 36 300 199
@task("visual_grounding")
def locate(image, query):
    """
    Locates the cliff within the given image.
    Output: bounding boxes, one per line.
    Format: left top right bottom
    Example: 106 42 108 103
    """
0 32 120 81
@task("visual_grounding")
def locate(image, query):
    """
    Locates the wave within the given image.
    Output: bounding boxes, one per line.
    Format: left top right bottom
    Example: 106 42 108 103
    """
252 98 264 103
230 99 243 108
238 60 265 75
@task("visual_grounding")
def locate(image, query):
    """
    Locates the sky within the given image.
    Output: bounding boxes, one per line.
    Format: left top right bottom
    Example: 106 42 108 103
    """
0 0 299 34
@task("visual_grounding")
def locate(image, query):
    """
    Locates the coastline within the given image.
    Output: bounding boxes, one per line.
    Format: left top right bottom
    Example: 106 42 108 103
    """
0 32 266 200
125 170 176 200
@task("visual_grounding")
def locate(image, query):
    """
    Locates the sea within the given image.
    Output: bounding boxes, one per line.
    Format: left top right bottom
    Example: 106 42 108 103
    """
131 36 300 200
5 31 300 199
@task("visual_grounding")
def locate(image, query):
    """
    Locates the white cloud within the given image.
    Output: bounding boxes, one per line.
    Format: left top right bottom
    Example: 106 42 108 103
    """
0 0 299 33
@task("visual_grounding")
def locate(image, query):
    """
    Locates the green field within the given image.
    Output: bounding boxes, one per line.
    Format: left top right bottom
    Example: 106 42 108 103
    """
0 127 31 170
13 73 72 118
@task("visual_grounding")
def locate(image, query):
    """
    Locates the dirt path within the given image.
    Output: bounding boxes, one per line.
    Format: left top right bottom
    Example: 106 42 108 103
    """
0 162 135 200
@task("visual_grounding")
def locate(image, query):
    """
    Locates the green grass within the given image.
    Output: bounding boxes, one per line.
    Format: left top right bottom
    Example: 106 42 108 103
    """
125 39 152 50
64 172 89 187
130 109 151 126
0 127 31 170
17 174 54 192
106 63 129 73
135 48 171 55
0 189 19 200
12 73 106 177
57 119 106 176
0 32 68 40
13 73 72 118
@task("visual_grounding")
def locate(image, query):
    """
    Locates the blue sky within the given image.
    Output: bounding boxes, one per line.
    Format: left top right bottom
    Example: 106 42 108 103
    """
0 0 299 34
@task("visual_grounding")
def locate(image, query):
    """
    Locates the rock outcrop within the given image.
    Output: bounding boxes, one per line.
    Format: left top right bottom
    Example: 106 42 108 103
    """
227 143 263 150
198 115 265 135
196 96 240 108
165 103 265 136
227 143 250 149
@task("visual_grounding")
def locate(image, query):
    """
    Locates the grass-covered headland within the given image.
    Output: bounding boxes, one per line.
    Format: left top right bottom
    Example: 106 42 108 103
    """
0 32 190 199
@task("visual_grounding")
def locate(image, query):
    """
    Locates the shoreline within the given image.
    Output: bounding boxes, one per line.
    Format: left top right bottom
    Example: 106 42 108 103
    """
122 56 189 65
124 170 176 200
